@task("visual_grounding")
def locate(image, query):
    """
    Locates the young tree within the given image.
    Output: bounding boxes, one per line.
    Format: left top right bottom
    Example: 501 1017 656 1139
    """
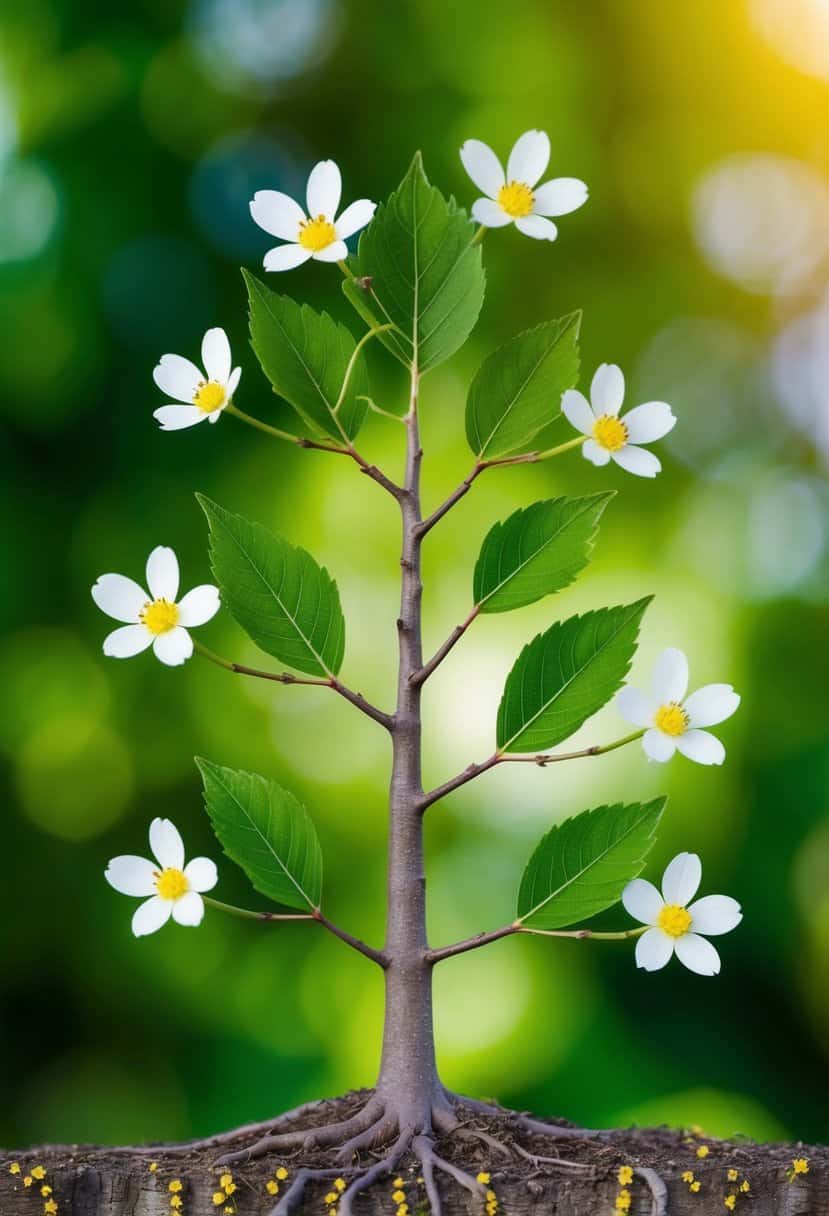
93 131 742 1214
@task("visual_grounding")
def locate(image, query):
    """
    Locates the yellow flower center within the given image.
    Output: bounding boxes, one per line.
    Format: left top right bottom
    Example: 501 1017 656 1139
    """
592 414 628 452
155 868 189 901
298 214 337 252
497 180 534 218
658 903 692 938
140 598 179 636
654 702 689 737
193 380 226 414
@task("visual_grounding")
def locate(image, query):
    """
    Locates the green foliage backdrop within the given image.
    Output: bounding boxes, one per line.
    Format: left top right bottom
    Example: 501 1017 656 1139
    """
2 0 828 1149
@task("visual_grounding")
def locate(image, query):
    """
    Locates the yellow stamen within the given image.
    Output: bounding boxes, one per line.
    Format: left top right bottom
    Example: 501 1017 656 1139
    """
140 598 179 636
592 413 628 452
193 380 226 414
155 868 190 901
497 181 534 218
298 215 337 252
655 702 689 737
658 903 693 938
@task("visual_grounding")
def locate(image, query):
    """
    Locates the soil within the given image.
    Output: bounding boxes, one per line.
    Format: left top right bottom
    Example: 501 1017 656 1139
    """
2 1091 827 1215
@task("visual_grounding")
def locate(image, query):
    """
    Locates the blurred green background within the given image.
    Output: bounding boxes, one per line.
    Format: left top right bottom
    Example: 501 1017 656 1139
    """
3 0 829 1150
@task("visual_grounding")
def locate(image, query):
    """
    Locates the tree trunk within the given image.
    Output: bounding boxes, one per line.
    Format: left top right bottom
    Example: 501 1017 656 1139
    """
375 368 446 1128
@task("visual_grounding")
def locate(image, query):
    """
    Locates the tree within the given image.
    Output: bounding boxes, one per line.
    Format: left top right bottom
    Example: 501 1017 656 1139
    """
88 133 743 1215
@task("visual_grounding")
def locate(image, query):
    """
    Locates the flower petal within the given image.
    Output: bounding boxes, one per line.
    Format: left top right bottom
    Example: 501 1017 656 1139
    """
622 401 676 445
635 927 674 971
264 244 312 272
683 684 740 728
153 405 206 431
507 129 550 187
312 239 349 263
561 389 595 435
184 857 218 893
227 367 241 398
103 624 153 659
674 932 721 976
652 647 689 703
105 855 157 897
460 139 505 198
642 728 677 762
176 585 220 627
146 546 179 602
661 852 702 905
676 728 726 766
153 354 203 405
471 198 513 227
515 214 558 242
335 198 376 241
250 190 306 241
688 894 742 936
611 445 662 478
172 890 205 927
306 159 341 218
582 438 611 466
153 626 193 667
616 685 656 728
532 177 588 216
590 363 625 414
92 574 148 623
150 818 185 870
132 895 172 938
622 878 663 926
201 327 231 384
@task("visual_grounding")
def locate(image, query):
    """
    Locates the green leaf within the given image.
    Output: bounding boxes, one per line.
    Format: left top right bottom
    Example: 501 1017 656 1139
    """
244 269 368 442
496 598 650 753
465 315 581 460
516 798 666 929
197 758 322 911
199 495 345 678
474 493 613 614
342 152 485 373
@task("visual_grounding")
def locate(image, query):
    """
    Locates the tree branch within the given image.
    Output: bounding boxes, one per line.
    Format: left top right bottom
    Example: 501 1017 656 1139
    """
418 732 645 812
417 463 484 537
426 923 519 964
426 921 647 965
312 909 389 968
194 644 394 731
410 605 480 687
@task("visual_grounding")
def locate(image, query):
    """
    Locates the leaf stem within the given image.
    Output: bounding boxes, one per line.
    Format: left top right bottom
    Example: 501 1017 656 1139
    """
471 225 487 245
194 642 394 730
426 921 647 963
224 403 299 443
203 896 314 922
332 324 395 416
418 731 645 812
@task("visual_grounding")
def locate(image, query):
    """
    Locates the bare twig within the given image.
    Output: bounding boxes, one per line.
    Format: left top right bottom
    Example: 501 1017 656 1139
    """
418 731 645 811
426 924 519 965
312 908 389 968
409 604 480 686
417 463 485 537
194 643 394 731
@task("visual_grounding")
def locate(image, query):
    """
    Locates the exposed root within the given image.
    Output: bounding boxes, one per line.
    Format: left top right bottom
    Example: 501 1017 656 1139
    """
104 1098 331 1157
270 1166 358 1216
635 1165 669 1216
338 1128 411 1216
413 1134 488 1211
216 1098 385 1166
512 1141 598 1174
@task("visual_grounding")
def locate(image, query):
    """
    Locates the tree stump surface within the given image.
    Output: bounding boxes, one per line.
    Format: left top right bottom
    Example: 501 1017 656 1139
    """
2 1093 826 1215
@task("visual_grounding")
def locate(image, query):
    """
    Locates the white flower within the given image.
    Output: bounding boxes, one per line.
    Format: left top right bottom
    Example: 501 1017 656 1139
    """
623 853 742 976
459 129 587 241
152 328 241 432
561 364 676 478
250 159 376 272
105 818 218 937
616 647 740 766
91 546 220 667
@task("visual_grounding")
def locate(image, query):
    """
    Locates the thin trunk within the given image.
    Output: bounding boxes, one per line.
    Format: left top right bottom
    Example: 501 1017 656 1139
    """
375 369 442 1128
